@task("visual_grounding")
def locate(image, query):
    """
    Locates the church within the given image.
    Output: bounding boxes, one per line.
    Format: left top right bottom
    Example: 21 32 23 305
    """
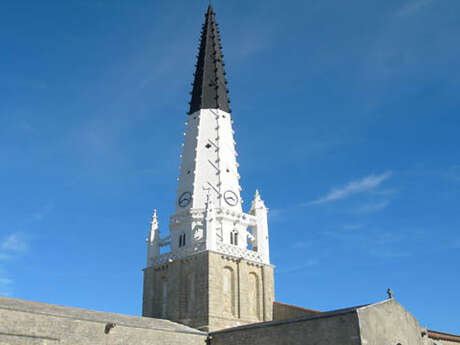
0 5 458 345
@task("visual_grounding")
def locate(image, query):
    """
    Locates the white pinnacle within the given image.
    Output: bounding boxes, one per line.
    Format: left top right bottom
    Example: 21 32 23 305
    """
148 209 159 244
251 189 267 212
150 209 158 231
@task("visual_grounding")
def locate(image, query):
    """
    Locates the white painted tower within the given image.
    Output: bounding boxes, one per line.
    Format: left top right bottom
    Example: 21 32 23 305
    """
145 5 270 266
143 6 274 331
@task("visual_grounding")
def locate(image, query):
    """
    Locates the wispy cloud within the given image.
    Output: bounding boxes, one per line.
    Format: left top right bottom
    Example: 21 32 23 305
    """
396 0 433 17
308 171 392 205
0 233 31 296
25 203 54 224
353 200 390 214
0 267 12 296
1 233 28 252
278 259 318 274
324 226 411 259
269 208 284 223
370 188 398 197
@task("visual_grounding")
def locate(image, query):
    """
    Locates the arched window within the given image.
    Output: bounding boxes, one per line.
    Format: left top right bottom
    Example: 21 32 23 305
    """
223 267 236 316
161 279 168 318
230 230 238 246
179 233 186 247
185 273 195 315
248 272 260 320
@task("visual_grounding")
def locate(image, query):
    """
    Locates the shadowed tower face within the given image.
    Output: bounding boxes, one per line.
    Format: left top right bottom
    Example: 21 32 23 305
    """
142 5 274 332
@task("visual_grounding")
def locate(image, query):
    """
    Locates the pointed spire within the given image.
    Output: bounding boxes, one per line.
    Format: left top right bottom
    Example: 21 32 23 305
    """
188 5 231 114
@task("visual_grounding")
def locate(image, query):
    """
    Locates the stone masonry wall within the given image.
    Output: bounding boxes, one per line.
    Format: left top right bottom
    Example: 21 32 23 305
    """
142 251 209 331
357 299 424 345
0 296 206 345
143 251 274 332
207 251 274 331
210 311 361 345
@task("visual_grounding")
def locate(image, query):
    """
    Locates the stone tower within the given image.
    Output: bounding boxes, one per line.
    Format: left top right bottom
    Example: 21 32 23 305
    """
142 5 274 332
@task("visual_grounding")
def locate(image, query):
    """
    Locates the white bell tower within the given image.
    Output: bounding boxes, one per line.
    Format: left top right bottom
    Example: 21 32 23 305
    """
145 5 270 266
143 5 274 331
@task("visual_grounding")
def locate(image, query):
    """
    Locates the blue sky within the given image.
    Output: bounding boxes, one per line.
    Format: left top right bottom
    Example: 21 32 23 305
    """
1 0 459 334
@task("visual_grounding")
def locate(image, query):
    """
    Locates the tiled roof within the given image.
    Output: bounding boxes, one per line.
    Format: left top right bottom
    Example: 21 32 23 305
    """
428 330 460 343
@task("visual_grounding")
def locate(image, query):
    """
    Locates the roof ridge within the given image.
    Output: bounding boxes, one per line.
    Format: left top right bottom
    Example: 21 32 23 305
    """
274 301 322 313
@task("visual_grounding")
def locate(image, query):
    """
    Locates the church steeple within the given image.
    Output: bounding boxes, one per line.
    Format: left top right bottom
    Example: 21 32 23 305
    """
145 2 271 268
189 5 231 114
143 5 274 331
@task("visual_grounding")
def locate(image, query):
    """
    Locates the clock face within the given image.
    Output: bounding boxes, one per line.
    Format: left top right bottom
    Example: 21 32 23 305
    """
178 192 192 208
223 190 238 206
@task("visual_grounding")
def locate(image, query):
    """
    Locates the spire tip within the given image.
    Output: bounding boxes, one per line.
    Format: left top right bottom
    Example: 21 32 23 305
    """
189 0 230 114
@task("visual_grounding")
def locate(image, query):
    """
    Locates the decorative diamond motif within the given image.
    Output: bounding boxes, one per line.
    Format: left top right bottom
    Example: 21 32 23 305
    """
216 242 264 263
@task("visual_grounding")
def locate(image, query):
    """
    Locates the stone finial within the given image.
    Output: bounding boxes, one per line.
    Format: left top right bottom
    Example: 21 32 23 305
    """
387 288 393 299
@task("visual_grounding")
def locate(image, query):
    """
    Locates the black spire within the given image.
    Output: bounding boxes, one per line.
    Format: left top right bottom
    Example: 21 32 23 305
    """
188 5 231 114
